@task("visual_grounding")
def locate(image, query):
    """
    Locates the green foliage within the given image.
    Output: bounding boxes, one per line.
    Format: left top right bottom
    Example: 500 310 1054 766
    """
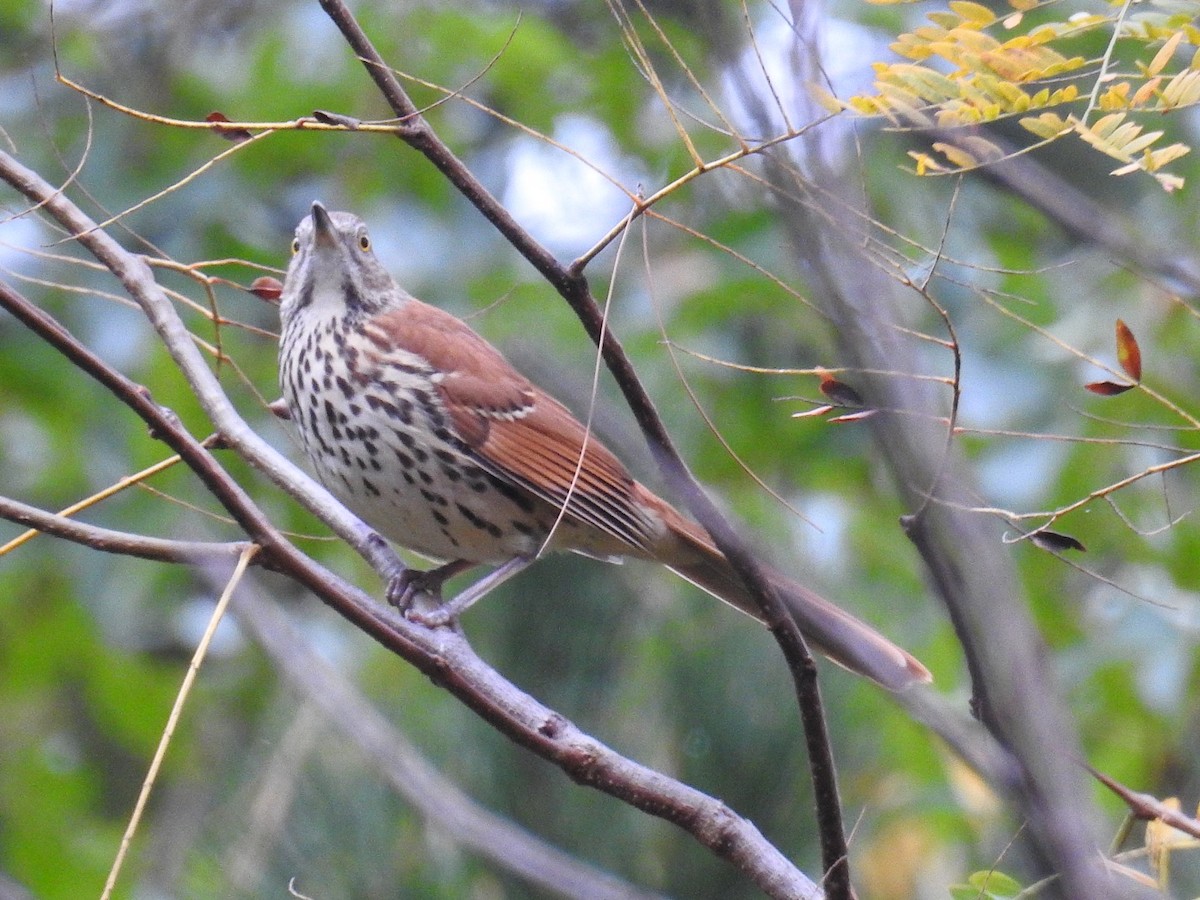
3 0 1200 896
949 868 1024 899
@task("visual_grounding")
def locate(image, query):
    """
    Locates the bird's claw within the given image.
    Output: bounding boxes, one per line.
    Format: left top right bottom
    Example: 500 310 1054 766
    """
386 568 441 609
386 560 474 626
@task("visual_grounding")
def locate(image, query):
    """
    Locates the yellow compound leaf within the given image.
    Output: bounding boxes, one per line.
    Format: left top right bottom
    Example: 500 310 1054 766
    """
949 0 996 26
1089 112 1125 139
1148 30 1184 76
1146 142 1191 169
1019 112 1070 139
927 11 962 28
887 63 960 102
1131 76 1162 106
1122 129 1165 157
1161 68 1200 108
809 82 848 114
932 141 978 167
908 151 948 174
1049 84 1079 104
1099 82 1131 109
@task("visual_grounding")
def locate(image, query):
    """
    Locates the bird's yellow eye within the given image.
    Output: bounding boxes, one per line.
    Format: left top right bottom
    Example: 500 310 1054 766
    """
358 234 371 251
291 238 300 255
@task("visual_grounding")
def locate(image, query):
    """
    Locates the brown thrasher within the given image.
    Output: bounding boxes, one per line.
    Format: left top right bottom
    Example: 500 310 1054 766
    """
278 202 929 691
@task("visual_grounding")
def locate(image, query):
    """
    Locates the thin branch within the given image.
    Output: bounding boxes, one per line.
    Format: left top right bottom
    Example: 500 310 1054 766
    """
0 491 252 565
1091 766 1200 842
103 544 259 900
0 449 192 557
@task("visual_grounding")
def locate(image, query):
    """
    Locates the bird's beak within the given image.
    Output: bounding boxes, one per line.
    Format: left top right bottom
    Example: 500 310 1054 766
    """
311 202 337 249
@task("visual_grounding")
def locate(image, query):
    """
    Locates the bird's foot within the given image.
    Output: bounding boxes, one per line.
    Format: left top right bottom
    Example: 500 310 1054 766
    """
386 560 475 621
398 556 536 628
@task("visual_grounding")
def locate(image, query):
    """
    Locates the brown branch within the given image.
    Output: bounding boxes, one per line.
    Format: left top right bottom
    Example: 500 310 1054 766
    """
1091 765 1200 842
0 154 821 899
313 1 851 888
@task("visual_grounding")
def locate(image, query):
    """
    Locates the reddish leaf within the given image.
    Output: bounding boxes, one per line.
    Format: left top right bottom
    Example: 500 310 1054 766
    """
206 111 252 143
1029 529 1087 553
1085 380 1134 396
249 276 283 304
1115 319 1142 382
817 370 865 408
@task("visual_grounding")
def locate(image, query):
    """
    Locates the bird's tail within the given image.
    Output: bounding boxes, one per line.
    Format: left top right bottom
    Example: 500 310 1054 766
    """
655 510 930 691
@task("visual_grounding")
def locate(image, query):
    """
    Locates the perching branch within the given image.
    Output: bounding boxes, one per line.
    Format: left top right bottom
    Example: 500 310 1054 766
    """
0 150 821 899
233 581 669 900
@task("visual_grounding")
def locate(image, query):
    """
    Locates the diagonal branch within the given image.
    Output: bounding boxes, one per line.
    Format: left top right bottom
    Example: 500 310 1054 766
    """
313 2 852 888
233 580 669 900
0 152 821 899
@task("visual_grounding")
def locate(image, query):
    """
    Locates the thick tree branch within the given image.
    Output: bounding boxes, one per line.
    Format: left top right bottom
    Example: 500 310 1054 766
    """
768 5 1157 897
0 151 821 899
233 581 668 900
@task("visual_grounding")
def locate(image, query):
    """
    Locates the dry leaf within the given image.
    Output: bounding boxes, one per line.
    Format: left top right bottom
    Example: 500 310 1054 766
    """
817 370 866 408
1115 318 1142 381
1029 529 1086 552
206 111 253 143
250 276 283 303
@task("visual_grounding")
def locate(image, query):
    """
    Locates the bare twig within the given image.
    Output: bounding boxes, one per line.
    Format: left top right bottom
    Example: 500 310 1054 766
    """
102 544 259 899
0 489 252 565
1091 766 1200 842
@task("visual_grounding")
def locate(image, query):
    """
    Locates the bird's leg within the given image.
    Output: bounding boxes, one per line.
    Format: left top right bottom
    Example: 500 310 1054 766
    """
386 559 476 611
406 556 534 628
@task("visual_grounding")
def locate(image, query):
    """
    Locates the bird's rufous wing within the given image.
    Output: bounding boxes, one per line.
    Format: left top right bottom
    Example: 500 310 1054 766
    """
366 300 660 553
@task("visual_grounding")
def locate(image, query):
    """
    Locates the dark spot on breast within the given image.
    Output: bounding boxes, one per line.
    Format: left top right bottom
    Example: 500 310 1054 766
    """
488 475 535 513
